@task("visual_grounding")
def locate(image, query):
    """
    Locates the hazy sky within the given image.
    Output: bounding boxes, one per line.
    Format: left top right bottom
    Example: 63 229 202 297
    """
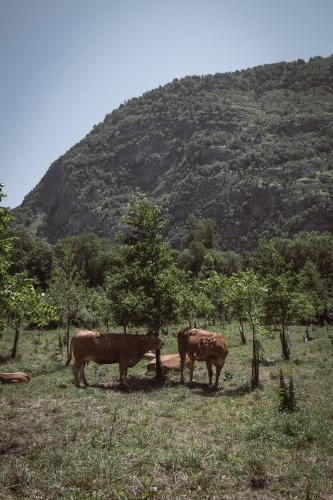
1 0 332 208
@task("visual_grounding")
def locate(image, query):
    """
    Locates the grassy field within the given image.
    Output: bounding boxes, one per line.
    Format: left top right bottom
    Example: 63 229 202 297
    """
0 323 332 499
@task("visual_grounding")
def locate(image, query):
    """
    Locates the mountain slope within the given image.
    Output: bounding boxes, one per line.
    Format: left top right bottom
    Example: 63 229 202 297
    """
14 56 333 249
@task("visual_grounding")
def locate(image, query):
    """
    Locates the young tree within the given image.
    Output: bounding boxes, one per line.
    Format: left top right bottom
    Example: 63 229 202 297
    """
200 272 228 322
48 248 86 356
5 275 56 358
201 272 247 343
177 284 198 328
80 287 113 331
297 260 326 322
106 195 184 378
178 283 214 327
264 273 294 360
0 184 56 358
255 239 297 360
225 270 266 388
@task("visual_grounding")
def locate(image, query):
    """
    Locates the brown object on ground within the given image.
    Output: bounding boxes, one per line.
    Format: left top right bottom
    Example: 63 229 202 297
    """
143 351 156 361
0 372 30 383
178 327 228 388
66 330 163 387
146 353 191 375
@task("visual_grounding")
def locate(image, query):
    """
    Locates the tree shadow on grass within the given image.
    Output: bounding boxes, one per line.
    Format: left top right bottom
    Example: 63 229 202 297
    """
0 354 12 364
223 382 253 396
179 380 225 397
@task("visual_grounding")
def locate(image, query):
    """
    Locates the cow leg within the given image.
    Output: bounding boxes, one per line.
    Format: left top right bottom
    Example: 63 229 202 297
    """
119 360 128 386
72 363 80 387
214 364 223 389
179 353 186 384
123 366 128 385
80 363 89 387
206 360 213 387
189 357 195 384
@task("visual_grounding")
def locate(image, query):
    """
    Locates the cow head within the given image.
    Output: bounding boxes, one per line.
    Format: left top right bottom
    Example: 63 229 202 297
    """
146 336 164 351
195 338 216 359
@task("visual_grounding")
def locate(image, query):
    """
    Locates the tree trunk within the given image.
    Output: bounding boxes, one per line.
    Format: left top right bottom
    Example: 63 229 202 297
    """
251 324 260 389
66 317 70 357
154 327 163 380
239 320 246 344
11 321 20 359
123 324 127 334
280 322 290 360
155 348 163 379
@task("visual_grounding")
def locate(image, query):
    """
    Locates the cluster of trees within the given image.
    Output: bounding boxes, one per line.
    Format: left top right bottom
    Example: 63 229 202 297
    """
0 185 56 358
2 186 333 384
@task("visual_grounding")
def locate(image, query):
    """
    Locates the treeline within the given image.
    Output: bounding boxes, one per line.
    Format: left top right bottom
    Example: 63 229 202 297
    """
2 186 333 385
8 218 333 319
7 206 333 338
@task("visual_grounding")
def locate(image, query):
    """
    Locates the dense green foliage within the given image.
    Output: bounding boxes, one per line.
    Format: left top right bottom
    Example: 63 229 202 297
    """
13 56 333 249
106 195 184 335
0 185 56 358
9 227 53 290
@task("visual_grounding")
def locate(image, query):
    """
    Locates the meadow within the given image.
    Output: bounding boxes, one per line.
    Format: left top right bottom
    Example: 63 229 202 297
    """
0 323 332 499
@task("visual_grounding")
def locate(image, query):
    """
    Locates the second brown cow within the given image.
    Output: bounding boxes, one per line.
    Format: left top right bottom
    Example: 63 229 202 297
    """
178 327 228 388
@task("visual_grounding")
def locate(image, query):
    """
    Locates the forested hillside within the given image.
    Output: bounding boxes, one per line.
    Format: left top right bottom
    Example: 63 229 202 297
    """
14 56 333 249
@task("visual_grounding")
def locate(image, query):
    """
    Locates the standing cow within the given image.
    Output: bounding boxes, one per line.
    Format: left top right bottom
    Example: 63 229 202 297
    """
178 327 228 388
66 330 163 386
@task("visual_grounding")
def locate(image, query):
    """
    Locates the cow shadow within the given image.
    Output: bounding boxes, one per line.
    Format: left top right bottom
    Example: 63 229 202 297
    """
89 375 167 393
82 377 252 397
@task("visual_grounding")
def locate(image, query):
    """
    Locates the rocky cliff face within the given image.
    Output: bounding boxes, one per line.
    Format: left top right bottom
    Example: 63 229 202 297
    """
13 56 333 249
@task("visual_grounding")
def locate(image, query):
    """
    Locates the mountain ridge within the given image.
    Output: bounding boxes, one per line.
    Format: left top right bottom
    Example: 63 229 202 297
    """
13 55 333 250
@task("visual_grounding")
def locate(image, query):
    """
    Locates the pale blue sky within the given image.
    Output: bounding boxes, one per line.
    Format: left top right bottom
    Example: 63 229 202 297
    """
0 0 332 207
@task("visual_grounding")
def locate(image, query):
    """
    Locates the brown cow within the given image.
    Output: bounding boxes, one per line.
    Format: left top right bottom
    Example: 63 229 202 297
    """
0 372 30 384
66 330 163 386
146 353 191 375
178 327 228 388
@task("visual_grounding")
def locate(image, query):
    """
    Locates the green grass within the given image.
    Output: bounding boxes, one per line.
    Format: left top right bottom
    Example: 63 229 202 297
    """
1 324 332 499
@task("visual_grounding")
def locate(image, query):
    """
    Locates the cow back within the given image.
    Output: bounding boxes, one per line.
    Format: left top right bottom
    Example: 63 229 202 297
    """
71 331 160 365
